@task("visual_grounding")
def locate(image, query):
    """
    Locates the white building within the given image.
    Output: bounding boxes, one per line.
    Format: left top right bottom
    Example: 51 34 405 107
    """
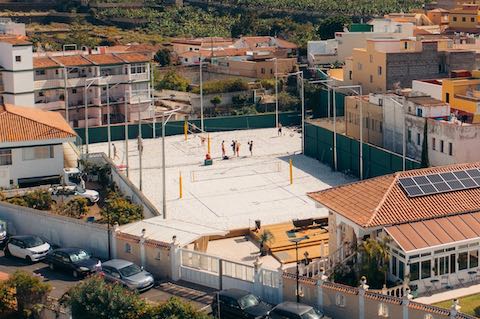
0 104 76 188
307 20 414 66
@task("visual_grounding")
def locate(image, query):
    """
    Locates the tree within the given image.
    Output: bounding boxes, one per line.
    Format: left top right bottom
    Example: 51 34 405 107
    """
421 120 430 168
61 275 148 319
102 193 143 225
156 71 189 92
231 12 258 38
317 16 351 40
258 230 275 256
57 197 89 219
154 48 171 67
147 297 210 319
210 96 222 108
277 92 300 111
0 271 51 319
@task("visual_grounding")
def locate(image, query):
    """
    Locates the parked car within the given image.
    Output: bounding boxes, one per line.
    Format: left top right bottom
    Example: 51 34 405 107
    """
0 221 7 247
49 185 99 205
211 288 272 319
101 259 154 292
45 248 101 278
267 302 324 319
4 235 50 262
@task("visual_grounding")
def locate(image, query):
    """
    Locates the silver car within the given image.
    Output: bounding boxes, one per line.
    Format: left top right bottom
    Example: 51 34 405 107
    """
101 259 154 292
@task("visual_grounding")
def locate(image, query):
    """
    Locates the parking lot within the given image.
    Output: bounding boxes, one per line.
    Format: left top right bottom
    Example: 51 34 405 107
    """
0 251 214 310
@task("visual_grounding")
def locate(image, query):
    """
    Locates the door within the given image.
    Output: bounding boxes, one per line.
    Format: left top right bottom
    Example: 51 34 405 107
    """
9 239 25 258
58 252 72 270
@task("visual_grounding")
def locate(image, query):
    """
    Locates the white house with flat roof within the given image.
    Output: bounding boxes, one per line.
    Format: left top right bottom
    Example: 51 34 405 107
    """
0 104 76 187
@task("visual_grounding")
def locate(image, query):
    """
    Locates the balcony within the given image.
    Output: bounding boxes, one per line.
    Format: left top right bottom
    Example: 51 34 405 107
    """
34 79 64 90
130 73 149 82
35 100 66 111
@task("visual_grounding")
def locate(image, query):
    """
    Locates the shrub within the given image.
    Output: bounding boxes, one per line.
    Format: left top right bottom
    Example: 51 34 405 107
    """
154 47 171 66
0 270 51 319
192 78 249 94
102 193 143 225
260 78 276 91
5 197 28 207
23 190 53 210
57 197 89 219
156 70 189 92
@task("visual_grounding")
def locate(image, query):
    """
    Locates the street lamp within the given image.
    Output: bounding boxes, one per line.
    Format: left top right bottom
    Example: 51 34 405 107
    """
161 107 181 219
289 235 309 303
386 96 407 171
273 58 279 128
199 57 204 131
106 80 122 159
104 198 112 260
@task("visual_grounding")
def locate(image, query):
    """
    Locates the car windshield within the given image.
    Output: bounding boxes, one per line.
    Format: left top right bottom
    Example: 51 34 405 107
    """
301 308 323 319
23 236 44 248
69 250 91 262
0 224 4 232
76 187 86 194
238 294 260 309
118 263 142 277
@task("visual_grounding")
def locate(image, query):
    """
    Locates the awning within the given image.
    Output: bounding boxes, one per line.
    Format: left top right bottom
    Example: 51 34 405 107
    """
385 212 480 253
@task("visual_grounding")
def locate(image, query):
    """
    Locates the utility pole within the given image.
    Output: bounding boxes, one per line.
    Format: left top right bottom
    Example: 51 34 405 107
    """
107 82 111 158
199 58 204 131
275 58 279 128
300 71 305 154
124 91 129 178
138 109 143 191
162 114 167 218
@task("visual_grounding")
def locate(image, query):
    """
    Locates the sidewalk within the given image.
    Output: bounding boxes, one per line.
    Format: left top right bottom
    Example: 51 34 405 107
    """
415 283 480 304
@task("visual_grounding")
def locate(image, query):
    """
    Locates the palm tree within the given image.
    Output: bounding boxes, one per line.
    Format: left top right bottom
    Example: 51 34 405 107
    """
258 230 275 256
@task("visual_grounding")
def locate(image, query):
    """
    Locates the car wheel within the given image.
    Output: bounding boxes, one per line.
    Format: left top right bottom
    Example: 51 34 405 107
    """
72 270 79 278
3 248 10 257
49 263 54 270
25 256 32 264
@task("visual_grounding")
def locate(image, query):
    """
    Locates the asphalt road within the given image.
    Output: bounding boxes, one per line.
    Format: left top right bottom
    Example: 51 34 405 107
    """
0 251 214 310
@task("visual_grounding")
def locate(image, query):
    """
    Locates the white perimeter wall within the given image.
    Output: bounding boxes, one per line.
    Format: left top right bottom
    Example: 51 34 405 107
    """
0 201 109 258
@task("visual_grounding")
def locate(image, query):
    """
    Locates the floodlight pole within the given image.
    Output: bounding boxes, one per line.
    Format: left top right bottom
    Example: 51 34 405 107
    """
199 58 204 131
388 97 406 171
274 58 279 128
84 77 101 154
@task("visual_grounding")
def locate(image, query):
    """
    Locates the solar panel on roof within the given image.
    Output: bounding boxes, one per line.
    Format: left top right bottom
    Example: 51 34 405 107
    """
398 169 480 197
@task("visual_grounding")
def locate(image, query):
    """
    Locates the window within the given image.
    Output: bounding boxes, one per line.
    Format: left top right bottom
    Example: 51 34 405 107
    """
469 250 479 268
261 68 265 74
335 293 346 307
155 250 161 260
357 63 362 70
421 260 431 279
392 256 397 276
349 70 352 80
417 133 421 146
440 140 444 153
72 88 77 94
417 108 423 117
453 16 457 22
462 17 466 22
0 149 12 166
270 68 273 74
407 130 411 142
378 66 382 75
448 142 453 156
22 146 54 161
369 55 373 63
35 70 46 76
369 75 373 83
399 261 404 280
446 93 450 103
450 254 456 274
410 262 420 281
435 256 450 276
15 55 21 62
459 252 468 270
39 91 44 97
378 303 389 317
471 17 475 22
125 243 131 253
404 42 408 50
379 99 383 106
432 138 436 150
130 63 146 74
379 122 383 133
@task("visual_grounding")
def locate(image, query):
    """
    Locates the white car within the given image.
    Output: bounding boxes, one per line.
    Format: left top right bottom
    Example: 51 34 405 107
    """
49 185 99 205
4 235 51 262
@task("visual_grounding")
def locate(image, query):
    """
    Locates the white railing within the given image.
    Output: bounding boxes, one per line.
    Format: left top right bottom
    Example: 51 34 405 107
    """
222 259 255 282
130 73 149 81
34 79 64 90
181 249 220 274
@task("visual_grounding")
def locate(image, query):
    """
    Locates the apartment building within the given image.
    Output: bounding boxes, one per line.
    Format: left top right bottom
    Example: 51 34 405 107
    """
448 4 480 32
413 71 480 123
350 38 475 93
33 52 152 128
344 95 384 147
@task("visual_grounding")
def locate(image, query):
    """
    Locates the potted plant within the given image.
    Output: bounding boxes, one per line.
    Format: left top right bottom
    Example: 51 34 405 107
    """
258 230 274 256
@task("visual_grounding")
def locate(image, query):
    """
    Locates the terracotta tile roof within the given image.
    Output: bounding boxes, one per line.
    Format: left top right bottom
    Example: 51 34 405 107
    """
0 104 76 143
84 53 124 65
54 55 92 67
308 162 480 228
275 38 298 49
0 35 31 45
364 291 402 305
385 211 480 252
322 281 359 295
33 57 59 69
116 52 150 63
408 301 450 316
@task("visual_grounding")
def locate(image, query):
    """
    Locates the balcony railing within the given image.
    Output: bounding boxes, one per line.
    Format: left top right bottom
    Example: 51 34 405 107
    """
35 100 66 111
34 73 150 91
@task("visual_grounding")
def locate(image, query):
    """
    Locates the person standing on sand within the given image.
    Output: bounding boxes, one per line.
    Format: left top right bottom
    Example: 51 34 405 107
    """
278 123 282 136
248 140 253 156
221 140 226 157
231 140 236 156
236 141 241 157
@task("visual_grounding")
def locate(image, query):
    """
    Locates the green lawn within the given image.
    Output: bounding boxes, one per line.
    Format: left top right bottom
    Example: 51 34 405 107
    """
433 294 480 317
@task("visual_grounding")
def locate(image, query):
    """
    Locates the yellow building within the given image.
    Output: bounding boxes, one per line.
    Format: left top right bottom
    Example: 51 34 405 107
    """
442 72 480 122
448 4 480 31
345 95 384 147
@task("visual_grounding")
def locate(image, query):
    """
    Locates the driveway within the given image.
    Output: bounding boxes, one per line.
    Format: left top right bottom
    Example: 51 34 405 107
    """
0 251 214 311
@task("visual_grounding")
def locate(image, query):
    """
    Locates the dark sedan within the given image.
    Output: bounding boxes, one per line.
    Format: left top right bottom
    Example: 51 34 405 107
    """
268 301 324 319
211 288 272 319
45 248 101 278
